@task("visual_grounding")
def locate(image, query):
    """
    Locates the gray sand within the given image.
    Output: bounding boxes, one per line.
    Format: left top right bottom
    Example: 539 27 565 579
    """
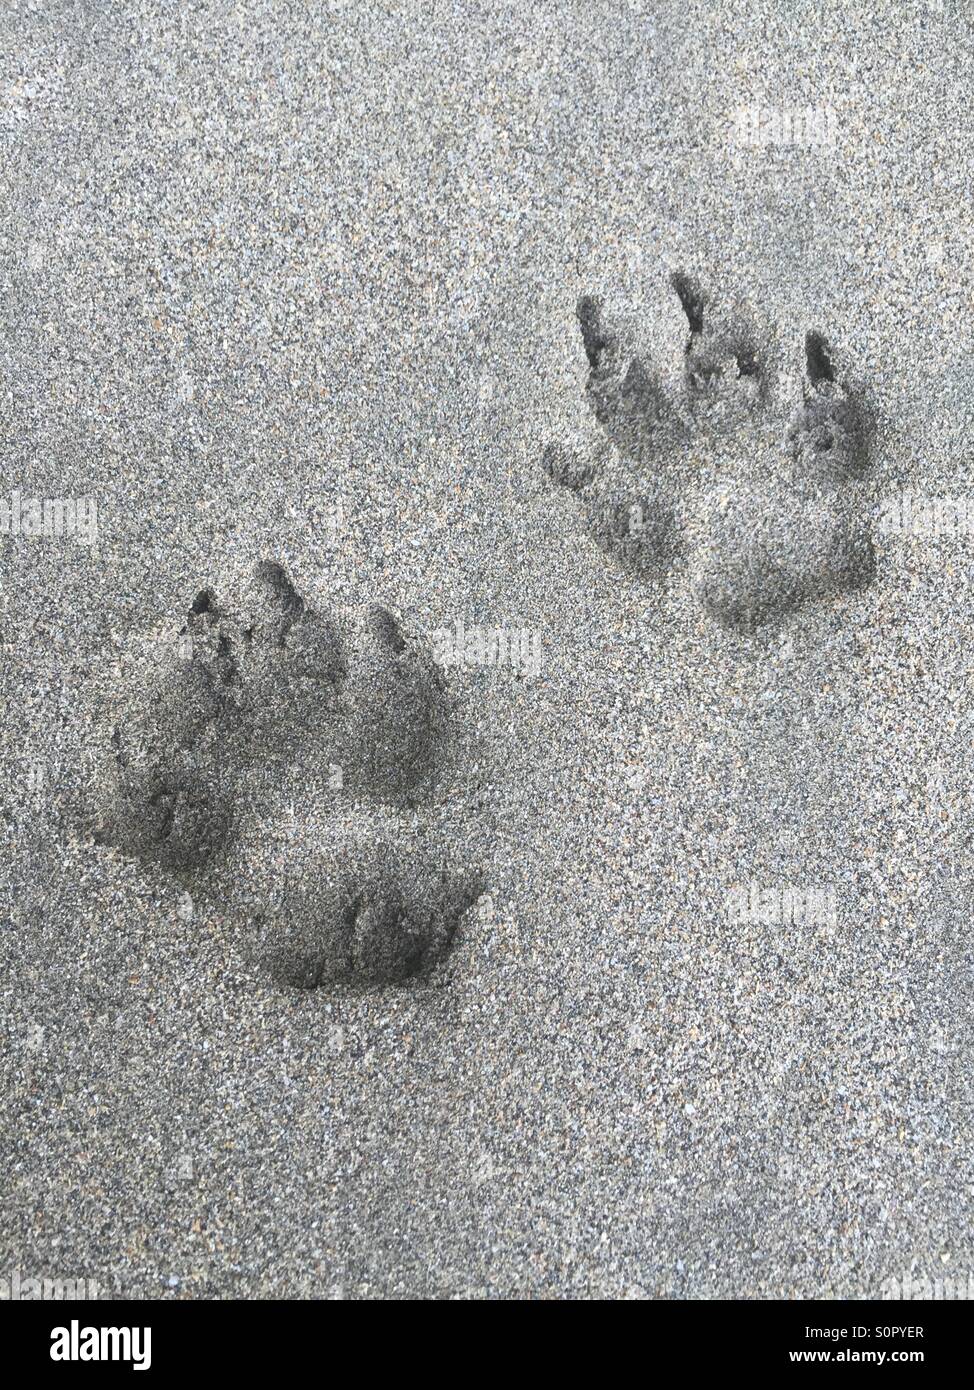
2 0 974 1298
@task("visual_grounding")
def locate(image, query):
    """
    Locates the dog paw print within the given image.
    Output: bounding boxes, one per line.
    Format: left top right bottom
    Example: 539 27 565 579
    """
88 562 482 992
543 274 874 631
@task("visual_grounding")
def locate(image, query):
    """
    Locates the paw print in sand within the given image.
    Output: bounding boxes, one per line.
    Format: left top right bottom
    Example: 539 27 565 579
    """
87 562 482 993
543 273 874 631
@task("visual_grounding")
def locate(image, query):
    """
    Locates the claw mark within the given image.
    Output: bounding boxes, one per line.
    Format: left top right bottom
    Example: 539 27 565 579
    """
576 295 613 369
805 330 836 388
670 271 706 339
190 589 216 615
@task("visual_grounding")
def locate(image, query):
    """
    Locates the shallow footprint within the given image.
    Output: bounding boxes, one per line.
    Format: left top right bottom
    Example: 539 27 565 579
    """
252 845 484 993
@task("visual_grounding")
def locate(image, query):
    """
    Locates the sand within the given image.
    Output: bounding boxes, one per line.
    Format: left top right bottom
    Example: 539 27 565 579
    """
2 0 973 1298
